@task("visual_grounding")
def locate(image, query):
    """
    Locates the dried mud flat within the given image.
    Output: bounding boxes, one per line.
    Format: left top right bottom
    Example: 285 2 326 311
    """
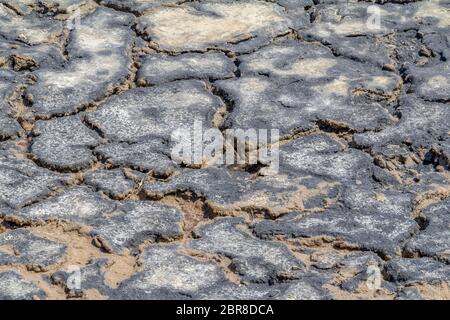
0 0 449 300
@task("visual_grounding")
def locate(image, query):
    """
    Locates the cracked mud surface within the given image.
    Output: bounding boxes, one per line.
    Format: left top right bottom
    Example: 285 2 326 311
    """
0 0 449 300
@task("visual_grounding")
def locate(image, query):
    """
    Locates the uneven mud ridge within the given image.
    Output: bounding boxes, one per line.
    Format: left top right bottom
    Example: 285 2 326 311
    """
0 0 449 300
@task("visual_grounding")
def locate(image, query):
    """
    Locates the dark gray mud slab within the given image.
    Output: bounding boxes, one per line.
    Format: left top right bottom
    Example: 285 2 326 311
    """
84 169 135 199
0 157 66 210
0 229 66 270
189 217 303 283
94 141 175 176
300 1 450 71
195 276 332 300
0 40 65 72
136 0 292 53
421 27 450 62
254 208 418 258
86 80 223 142
405 199 450 263
405 62 450 101
0 4 63 45
26 7 134 118
13 186 115 222
384 257 450 284
279 134 374 183
0 271 46 300
137 52 236 85
89 200 184 252
13 187 184 252
112 244 230 299
31 116 101 171
302 2 446 41
275 0 311 30
194 282 280 300
342 185 414 219
144 166 339 217
322 35 395 68
227 40 401 139
353 96 450 151
0 70 23 140
278 276 332 300
238 40 401 90
215 74 397 138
